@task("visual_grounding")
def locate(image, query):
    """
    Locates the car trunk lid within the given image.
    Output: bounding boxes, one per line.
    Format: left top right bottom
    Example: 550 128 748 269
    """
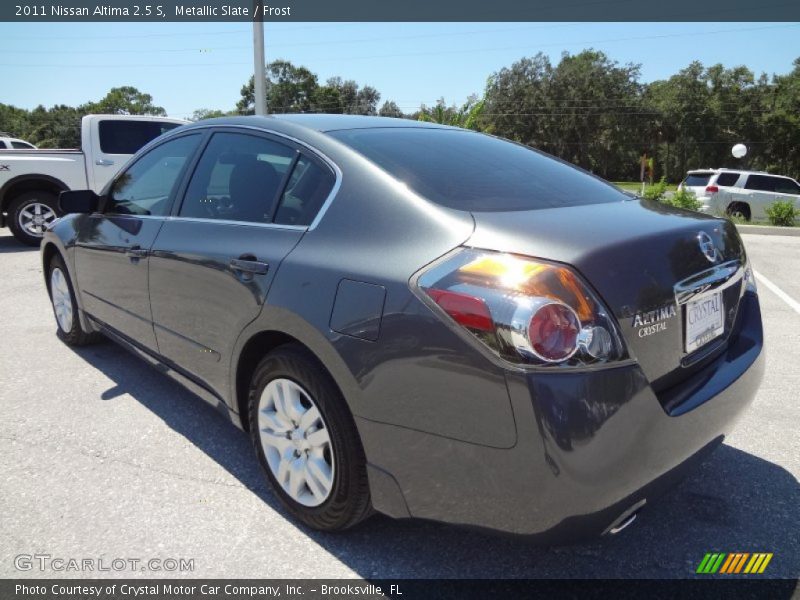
467 199 746 386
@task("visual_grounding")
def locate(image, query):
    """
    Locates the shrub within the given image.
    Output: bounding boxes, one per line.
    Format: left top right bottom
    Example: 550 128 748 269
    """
642 177 668 202
662 188 702 211
765 200 797 227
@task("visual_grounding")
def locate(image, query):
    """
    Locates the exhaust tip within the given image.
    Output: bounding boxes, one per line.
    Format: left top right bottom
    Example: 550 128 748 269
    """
604 498 646 536
608 512 637 535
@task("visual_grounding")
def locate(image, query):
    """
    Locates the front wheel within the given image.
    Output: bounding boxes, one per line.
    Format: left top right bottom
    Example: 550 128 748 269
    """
48 254 100 346
8 191 59 246
248 345 372 531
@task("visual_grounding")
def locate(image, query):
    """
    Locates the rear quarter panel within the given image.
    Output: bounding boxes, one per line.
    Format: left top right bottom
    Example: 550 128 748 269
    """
232 140 519 449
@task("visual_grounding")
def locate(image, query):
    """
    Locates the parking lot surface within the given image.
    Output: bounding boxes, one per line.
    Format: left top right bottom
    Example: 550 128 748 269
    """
0 230 797 579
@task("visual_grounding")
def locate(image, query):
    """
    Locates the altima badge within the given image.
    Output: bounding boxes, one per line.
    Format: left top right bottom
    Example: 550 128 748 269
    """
633 304 677 337
698 231 719 263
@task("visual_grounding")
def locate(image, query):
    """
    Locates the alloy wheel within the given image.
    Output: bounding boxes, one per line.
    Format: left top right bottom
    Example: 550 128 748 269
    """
257 378 335 507
18 201 57 237
50 267 74 332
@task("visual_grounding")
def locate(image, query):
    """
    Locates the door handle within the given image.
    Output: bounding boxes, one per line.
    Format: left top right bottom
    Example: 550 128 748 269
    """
96 159 115 166
230 257 269 275
127 245 148 260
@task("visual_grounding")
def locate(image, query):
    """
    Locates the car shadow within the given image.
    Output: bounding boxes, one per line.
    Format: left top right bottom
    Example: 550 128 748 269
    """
69 340 799 581
0 234 37 254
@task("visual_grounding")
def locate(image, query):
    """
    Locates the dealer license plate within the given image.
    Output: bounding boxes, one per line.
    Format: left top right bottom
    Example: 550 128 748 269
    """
684 291 724 353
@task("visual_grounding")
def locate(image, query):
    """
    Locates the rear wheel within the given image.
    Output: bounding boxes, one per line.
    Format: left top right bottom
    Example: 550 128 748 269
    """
248 345 371 531
48 254 99 346
8 191 59 246
726 202 751 222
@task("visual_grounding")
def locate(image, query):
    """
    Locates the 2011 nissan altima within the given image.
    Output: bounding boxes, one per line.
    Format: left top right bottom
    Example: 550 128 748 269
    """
42 115 764 540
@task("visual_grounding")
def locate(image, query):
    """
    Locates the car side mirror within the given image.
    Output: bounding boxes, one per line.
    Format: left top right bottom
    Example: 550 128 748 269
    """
59 190 100 214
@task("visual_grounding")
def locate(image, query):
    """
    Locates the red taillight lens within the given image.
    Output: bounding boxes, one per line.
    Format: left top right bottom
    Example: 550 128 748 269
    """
528 303 581 361
416 248 625 367
705 185 719 193
426 289 493 332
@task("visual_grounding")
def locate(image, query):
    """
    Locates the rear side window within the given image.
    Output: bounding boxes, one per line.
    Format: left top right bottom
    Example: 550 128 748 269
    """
11 141 35 149
774 178 800 195
179 132 295 224
683 173 713 187
715 172 739 187
274 155 335 226
328 128 627 212
745 175 782 192
99 120 182 154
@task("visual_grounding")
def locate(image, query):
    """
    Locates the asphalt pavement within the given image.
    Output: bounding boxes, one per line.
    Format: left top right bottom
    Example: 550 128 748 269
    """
0 230 797 579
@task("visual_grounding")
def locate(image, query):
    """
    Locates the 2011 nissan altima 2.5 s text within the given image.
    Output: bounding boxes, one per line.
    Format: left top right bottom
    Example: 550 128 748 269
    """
41 115 764 540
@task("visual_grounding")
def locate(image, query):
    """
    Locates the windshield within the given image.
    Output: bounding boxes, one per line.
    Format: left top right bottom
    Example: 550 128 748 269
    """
328 128 627 212
683 173 713 187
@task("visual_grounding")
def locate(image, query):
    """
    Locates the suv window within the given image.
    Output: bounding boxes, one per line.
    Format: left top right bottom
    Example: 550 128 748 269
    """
274 155 335 226
99 120 182 155
715 172 739 187
683 173 713 187
329 128 626 212
107 134 200 216
745 175 787 193
774 178 800 195
11 141 35 149
180 132 295 223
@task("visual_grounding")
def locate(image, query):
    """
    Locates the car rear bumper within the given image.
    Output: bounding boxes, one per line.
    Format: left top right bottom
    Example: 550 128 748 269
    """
358 293 764 539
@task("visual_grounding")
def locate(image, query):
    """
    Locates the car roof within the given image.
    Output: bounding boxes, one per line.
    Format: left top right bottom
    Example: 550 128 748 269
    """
686 168 773 176
184 114 456 134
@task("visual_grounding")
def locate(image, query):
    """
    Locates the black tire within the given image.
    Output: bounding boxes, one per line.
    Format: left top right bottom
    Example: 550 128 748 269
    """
248 344 372 531
726 202 751 222
8 191 59 246
47 254 100 346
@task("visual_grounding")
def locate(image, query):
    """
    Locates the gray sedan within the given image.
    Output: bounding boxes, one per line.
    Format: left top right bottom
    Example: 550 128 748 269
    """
42 115 763 540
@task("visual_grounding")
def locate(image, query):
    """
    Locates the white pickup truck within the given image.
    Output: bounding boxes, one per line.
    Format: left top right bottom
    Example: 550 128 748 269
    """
0 114 186 245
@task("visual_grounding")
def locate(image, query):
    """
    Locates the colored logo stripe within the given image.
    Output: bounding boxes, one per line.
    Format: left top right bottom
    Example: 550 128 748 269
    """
697 553 773 574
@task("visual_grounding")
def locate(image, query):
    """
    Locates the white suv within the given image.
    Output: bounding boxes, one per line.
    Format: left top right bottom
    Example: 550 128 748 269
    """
679 168 800 221
0 134 36 150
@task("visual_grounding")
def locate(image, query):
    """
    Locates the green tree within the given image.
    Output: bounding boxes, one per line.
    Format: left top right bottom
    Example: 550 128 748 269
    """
190 108 229 121
378 100 404 118
416 95 484 129
237 60 319 114
83 86 166 115
483 50 644 179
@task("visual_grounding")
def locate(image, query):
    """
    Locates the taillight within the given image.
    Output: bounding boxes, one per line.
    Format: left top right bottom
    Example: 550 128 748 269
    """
415 248 626 367
427 288 493 332
705 185 719 193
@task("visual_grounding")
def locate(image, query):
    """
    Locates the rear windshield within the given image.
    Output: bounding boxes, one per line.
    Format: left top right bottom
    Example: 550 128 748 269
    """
328 128 627 212
99 120 182 155
683 173 713 187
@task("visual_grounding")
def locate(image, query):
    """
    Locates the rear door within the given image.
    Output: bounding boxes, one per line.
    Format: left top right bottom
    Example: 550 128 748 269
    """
772 176 800 211
88 118 184 192
148 129 334 395
742 174 782 220
74 133 203 351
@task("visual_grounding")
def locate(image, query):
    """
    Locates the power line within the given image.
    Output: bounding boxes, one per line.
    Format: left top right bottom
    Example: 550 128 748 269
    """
2 23 583 54
2 23 796 68
0 23 336 41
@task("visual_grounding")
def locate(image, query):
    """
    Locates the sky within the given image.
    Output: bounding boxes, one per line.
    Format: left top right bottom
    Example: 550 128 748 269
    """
0 21 798 119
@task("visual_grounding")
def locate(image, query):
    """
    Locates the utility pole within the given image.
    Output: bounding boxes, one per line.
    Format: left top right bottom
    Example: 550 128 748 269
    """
252 8 267 115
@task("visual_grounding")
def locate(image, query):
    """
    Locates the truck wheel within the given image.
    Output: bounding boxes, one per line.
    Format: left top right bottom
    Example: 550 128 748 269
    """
8 191 59 246
47 254 100 346
248 344 372 531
